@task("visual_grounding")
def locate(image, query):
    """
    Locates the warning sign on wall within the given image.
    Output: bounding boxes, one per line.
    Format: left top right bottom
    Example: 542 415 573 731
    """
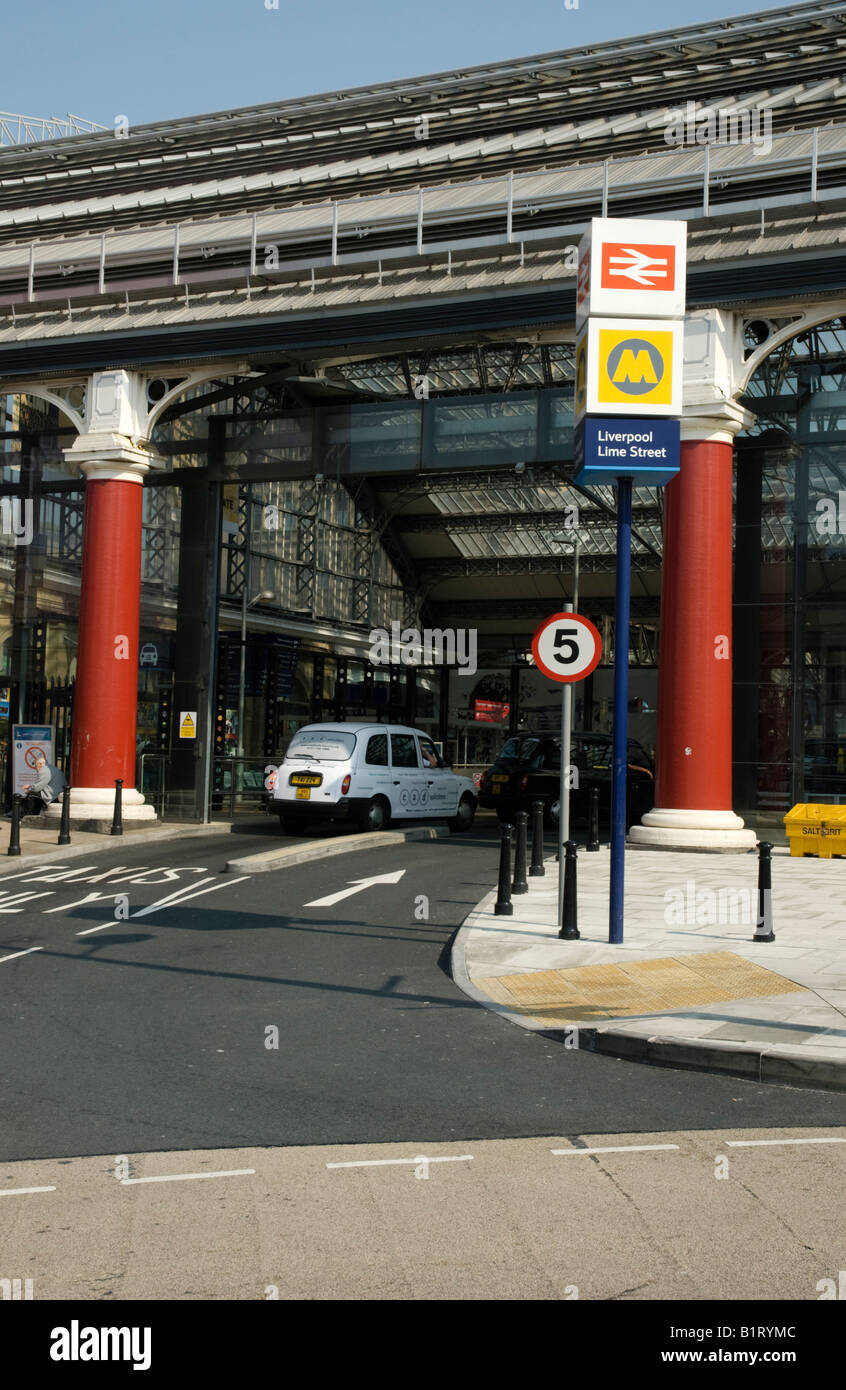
179 711 197 739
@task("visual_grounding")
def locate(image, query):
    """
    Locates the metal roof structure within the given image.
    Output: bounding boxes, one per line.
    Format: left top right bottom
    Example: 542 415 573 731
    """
2 1 845 642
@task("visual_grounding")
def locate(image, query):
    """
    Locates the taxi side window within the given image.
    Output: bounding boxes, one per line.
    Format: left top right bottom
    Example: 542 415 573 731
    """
391 734 419 768
418 737 441 769
366 733 388 766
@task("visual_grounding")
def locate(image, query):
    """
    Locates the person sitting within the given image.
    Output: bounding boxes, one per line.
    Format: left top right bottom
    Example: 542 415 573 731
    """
22 757 67 816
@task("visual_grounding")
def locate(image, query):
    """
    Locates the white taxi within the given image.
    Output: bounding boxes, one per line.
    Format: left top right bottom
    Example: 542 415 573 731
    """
267 722 477 835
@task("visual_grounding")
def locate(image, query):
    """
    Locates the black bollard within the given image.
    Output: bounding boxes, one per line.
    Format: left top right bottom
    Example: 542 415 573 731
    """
494 822 513 916
587 785 600 852
57 785 71 846
529 800 546 877
752 840 775 941
111 779 124 837
512 810 529 894
7 793 22 857
559 839 580 939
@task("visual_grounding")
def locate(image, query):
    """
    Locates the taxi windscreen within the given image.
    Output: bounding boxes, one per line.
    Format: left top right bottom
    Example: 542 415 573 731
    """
285 730 356 761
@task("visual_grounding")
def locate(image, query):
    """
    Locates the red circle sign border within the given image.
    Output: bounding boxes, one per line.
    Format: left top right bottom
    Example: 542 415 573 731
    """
531 612 603 683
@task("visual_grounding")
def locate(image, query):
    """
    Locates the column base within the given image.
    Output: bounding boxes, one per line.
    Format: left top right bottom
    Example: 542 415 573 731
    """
628 807 757 852
44 787 157 823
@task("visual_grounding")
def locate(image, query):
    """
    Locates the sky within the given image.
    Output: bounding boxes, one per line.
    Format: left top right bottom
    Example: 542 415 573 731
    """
2 0 801 131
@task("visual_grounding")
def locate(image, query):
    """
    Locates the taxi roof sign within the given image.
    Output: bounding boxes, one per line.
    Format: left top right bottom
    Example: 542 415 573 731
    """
576 217 687 324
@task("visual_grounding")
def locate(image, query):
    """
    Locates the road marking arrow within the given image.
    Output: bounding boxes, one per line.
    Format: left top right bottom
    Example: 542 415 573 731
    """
305 869 406 908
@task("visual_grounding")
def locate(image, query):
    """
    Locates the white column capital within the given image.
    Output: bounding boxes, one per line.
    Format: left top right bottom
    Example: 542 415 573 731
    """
683 307 756 442
64 433 163 484
681 397 755 445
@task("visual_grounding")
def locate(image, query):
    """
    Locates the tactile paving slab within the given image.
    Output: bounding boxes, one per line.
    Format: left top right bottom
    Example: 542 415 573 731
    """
475 951 807 1026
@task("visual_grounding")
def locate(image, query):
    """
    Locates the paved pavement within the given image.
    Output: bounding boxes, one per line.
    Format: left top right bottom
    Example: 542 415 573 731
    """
454 842 846 1090
3 1126 844 1300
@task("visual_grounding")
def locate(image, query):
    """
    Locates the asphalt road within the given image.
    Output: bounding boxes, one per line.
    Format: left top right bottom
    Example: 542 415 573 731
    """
3 817 846 1164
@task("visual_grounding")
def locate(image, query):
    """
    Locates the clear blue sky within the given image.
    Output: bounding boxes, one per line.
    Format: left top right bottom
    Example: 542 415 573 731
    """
4 0 798 128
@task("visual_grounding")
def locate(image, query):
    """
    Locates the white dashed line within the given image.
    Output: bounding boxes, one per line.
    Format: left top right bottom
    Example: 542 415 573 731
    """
0 946 43 964
0 1184 56 1196
726 1137 846 1148
120 1168 255 1185
551 1144 680 1156
76 921 123 937
326 1156 473 1169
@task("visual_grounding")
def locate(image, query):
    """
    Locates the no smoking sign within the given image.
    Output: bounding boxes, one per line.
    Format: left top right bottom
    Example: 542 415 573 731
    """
531 612 602 683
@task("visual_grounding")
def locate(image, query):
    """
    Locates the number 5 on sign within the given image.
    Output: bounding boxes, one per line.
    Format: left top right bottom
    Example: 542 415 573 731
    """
531 613 602 683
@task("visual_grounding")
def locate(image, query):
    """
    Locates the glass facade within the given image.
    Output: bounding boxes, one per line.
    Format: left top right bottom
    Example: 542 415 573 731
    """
737 323 846 811
1 319 844 818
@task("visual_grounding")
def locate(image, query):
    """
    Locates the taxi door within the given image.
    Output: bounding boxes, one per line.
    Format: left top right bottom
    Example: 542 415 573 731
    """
417 734 457 816
389 732 425 817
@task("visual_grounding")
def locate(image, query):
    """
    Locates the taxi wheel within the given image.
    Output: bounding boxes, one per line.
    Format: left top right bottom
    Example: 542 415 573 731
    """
449 794 476 833
361 797 389 833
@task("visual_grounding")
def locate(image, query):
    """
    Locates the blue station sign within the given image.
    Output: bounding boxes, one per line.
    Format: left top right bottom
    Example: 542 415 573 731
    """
573 416 680 486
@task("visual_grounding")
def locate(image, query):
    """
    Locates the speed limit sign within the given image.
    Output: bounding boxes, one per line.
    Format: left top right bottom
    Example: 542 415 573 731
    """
531 612 602 683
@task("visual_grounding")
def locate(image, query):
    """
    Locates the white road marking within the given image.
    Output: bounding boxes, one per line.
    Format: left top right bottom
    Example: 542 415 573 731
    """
76 876 251 934
76 920 125 937
0 891 54 912
326 1155 473 1169
305 869 406 908
0 866 98 884
130 876 250 918
120 1168 255 1185
45 889 120 914
0 1184 55 1196
0 946 43 964
551 1144 680 1156
726 1137 846 1148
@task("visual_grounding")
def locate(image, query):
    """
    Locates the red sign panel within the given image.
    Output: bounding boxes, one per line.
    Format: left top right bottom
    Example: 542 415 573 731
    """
600 241 677 292
474 699 510 723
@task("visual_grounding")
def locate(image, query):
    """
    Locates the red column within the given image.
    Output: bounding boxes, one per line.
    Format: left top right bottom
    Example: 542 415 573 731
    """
655 437 733 810
71 474 142 788
630 426 756 849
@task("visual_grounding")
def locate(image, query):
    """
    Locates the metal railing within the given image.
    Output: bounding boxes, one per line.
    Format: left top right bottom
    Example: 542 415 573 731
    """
212 756 272 818
0 111 106 146
138 753 167 818
3 122 846 313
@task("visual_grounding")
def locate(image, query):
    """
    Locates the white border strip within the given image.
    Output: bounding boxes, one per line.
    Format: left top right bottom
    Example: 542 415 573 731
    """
551 1144 680 1155
120 1167 255 1185
726 1137 846 1148
326 1156 473 1169
0 1184 56 1196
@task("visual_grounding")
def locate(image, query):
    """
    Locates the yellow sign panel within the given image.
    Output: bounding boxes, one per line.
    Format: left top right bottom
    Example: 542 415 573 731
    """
575 335 587 417
222 484 240 535
597 325 675 407
578 317 684 418
179 711 197 739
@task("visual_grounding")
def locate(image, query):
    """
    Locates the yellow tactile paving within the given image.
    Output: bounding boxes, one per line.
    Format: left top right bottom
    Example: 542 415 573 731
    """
473 951 807 1023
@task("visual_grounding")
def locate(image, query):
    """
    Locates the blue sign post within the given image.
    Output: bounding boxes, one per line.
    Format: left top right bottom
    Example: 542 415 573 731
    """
575 416 680 945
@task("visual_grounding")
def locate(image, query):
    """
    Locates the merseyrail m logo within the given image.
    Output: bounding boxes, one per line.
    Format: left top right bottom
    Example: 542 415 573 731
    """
597 327 674 407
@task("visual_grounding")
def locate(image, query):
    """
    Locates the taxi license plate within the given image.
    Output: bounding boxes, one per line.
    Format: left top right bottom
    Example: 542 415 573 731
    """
291 773 322 786
492 785 501 795
295 787 311 800
492 775 509 784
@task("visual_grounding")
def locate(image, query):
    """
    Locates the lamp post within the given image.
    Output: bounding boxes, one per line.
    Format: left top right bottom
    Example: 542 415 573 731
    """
237 585 276 760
